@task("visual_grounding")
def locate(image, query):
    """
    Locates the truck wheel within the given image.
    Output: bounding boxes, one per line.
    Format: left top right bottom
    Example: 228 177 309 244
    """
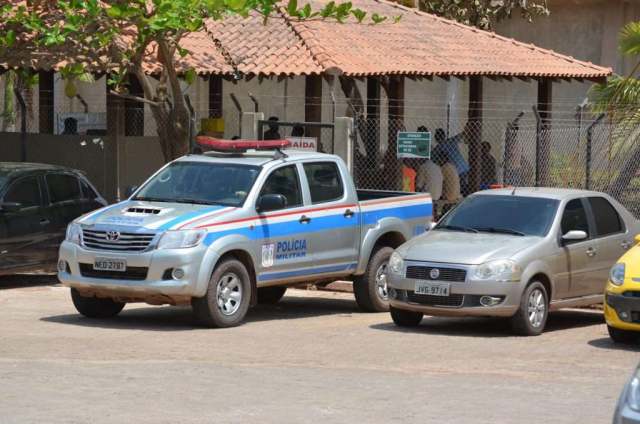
354 246 394 312
71 288 125 318
192 258 251 328
607 325 640 344
390 306 423 327
257 287 287 304
510 281 548 336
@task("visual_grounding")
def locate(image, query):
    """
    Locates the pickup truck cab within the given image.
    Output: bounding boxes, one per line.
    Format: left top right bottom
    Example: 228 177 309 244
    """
58 139 432 327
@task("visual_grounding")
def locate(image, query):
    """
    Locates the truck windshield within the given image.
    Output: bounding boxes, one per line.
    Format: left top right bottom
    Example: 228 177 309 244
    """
134 161 261 207
436 195 559 237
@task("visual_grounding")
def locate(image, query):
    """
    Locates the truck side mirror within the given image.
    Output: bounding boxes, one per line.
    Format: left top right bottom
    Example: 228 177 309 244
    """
257 194 287 213
562 230 587 242
0 202 22 213
125 186 139 198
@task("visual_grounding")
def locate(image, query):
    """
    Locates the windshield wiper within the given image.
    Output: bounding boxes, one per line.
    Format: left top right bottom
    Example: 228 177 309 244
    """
133 196 172 203
437 224 479 234
475 227 525 237
173 198 218 205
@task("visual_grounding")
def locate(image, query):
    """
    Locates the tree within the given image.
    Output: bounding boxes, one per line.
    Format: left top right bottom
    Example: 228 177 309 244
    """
0 0 394 162
417 0 549 30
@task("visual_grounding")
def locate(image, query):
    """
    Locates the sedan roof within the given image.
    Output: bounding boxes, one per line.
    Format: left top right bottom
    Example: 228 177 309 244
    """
476 187 599 200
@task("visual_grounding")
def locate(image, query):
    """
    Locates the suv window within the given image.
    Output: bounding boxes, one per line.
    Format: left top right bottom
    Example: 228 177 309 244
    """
46 174 81 203
588 197 623 237
259 166 302 208
561 199 590 241
80 179 99 200
4 176 41 208
303 162 344 204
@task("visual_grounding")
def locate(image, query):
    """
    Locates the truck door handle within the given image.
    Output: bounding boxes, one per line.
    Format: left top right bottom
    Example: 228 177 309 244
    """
586 247 597 258
299 215 311 224
344 209 355 218
622 241 632 250
39 220 50 226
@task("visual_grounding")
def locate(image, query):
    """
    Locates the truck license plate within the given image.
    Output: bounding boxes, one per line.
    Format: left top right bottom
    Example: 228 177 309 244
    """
93 257 127 272
415 281 450 296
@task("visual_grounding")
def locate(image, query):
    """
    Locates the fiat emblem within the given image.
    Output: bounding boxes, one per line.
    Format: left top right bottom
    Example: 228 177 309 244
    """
106 230 120 242
430 268 440 279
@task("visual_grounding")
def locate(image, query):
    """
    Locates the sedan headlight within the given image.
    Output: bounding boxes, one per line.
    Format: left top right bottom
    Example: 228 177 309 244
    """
610 263 626 286
157 229 207 250
389 252 404 273
65 223 81 244
627 367 640 412
476 260 522 280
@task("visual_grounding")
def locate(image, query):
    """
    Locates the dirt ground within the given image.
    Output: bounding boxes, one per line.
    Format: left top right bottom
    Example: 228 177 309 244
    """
0 276 638 424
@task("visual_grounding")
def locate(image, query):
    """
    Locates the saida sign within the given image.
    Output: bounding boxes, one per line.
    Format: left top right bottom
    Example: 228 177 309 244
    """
397 132 431 159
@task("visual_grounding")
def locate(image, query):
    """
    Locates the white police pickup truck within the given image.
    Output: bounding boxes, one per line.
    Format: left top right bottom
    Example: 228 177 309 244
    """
57 138 432 327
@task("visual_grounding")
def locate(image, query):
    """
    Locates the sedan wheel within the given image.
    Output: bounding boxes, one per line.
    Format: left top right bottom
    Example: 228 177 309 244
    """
528 289 546 329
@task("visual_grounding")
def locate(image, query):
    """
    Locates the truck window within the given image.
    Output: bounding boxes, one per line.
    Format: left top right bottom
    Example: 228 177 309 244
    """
46 174 82 203
260 165 302 208
4 176 41 208
588 197 623 237
303 162 344 204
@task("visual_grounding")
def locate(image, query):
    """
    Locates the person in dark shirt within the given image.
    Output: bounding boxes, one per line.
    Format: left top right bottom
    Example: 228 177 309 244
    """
291 124 304 137
480 141 497 187
263 116 281 140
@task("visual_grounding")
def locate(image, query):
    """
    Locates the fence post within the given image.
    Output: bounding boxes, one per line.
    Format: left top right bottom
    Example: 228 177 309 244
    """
446 95 455 137
586 113 606 190
184 94 196 150
248 93 259 113
532 105 541 188
330 91 336 149
503 111 525 185
230 93 243 138
352 111 360 181
13 88 27 162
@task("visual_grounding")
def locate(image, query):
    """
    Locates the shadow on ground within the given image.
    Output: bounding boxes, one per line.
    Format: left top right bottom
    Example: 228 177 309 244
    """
40 292 361 331
588 337 640 352
370 309 605 338
0 274 59 290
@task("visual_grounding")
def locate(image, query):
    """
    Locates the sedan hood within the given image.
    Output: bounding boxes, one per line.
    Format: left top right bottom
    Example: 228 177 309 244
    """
398 229 542 265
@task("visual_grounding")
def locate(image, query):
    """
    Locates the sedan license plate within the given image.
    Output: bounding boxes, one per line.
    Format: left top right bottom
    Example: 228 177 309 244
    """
93 257 127 272
415 281 450 297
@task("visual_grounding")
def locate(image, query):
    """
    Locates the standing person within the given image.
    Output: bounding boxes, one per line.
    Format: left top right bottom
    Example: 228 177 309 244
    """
416 152 443 200
402 160 417 192
433 123 470 195
62 117 78 135
263 116 281 140
480 141 497 188
435 151 460 201
291 124 304 137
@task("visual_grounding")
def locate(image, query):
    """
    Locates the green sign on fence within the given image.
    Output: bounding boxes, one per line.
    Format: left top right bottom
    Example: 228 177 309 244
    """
397 131 431 158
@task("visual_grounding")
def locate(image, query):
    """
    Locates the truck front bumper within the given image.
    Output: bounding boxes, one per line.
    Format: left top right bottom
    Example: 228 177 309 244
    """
57 241 212 304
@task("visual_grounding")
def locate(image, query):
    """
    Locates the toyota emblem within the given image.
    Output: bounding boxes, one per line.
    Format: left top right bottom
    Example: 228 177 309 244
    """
106 230 120 242
430 268 440 279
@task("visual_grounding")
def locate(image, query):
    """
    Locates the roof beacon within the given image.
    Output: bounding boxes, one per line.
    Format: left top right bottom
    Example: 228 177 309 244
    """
195 136 291 157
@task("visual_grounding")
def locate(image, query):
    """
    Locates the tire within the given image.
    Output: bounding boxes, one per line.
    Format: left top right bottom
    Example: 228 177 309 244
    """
257 286 287 304
510 281 548 336
353 246 394 312
390 306 423 327
192 258 251 328
70 288 125 318
607 325 640 344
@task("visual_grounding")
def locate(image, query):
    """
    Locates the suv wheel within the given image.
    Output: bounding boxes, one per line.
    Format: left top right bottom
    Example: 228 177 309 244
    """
607 325 640 344
192 258 251 328
354 246 394 312
511 281 548 336
257 287 287 304
390 306 423 327
71 288 125 318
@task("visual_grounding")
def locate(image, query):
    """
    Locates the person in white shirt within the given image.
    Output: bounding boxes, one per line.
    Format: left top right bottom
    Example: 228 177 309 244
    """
435 151 461 201
416 157 443 200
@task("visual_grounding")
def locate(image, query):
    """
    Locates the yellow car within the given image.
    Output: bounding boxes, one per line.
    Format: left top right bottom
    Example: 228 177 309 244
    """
605 234 640 343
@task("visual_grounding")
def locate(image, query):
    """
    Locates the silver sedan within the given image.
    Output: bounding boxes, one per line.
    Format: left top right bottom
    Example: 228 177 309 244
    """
387 188 640 335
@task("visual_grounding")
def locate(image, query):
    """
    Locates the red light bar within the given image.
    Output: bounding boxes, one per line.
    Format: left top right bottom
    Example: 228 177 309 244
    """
196 136 291 153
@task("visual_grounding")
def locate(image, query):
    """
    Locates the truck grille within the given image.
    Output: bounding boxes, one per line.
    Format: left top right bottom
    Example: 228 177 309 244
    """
405 265 467 282
79 263 148 281
406 291 464 307
82 229 155 252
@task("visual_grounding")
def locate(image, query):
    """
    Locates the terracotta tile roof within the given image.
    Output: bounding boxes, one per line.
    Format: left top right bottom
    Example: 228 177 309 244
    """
0 0 611 79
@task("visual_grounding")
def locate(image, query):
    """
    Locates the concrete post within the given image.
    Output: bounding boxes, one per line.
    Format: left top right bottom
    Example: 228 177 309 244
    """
241 112 264 140
335 117 354 174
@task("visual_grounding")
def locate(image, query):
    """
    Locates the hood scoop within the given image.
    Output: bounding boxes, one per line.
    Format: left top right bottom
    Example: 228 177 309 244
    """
125 207 162 215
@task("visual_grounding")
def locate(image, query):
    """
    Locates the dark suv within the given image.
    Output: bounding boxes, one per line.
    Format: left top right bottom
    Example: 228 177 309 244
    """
0 163 107 275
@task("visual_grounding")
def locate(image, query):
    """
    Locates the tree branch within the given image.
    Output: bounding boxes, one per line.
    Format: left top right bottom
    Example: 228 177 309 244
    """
108 90 162 107
157 34 186 112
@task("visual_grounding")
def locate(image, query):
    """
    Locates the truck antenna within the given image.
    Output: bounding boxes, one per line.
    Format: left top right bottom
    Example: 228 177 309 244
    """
511 186 517 195
274 148 288 160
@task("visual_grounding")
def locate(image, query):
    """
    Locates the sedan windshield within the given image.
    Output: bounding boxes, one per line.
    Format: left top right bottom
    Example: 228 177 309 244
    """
134 161 261 207
436 195 559 237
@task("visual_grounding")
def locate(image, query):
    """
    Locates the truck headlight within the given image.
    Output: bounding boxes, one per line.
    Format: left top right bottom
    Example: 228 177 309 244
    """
157 229 207 250
476 260 521 280
65 223 81 244
610 263 626 286
389 252 404 273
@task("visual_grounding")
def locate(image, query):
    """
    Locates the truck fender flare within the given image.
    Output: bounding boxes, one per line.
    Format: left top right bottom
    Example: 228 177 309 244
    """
355 217 411 276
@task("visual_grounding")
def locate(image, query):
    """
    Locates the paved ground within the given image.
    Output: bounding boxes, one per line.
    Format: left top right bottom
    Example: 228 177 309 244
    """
0 276 639 424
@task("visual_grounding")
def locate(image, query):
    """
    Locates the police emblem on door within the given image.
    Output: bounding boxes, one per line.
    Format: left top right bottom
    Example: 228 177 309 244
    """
262 244 275 268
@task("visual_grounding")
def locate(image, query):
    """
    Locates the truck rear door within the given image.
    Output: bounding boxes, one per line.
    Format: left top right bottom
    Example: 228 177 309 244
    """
301 161 359 274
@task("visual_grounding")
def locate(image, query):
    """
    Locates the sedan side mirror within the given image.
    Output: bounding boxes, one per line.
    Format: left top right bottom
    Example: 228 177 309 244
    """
562 230 587 242
125 186 139 198
0 202 22 213
426 222 437 231
257 194 287 213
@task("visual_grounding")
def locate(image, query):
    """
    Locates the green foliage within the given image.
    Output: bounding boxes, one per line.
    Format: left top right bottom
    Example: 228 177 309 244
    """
618 22 640 56
419 0 549 30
